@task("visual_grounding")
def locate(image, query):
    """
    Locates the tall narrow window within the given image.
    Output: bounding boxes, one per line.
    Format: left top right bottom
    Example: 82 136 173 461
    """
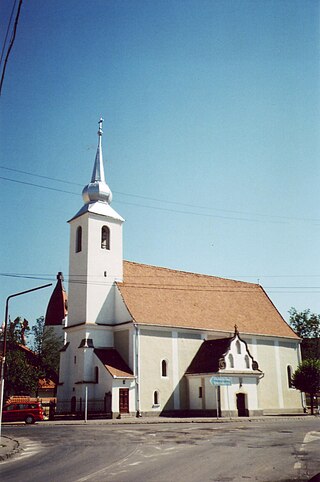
244 355 250 369
287 365 293 388
199 387 203 398
76 226 82 253
228 354 234 368
153 390 159 405
95 367 99 383
161 359 167 377
101 226 110 250
236 340 241 354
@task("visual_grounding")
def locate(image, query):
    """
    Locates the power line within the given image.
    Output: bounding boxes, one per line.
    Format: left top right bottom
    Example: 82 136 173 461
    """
0 0 17 67
1 172 320 225
0 272 319 293
1 165 320 224
0 0 23 96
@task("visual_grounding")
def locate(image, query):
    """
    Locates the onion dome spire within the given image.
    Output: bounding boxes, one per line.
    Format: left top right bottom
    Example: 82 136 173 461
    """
82 118 113 205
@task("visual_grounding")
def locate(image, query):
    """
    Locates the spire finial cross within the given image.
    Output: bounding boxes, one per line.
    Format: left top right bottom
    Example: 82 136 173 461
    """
98 117 104 136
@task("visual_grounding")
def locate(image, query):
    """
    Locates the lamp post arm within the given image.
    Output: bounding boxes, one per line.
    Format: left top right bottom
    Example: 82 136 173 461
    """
0 282 52 440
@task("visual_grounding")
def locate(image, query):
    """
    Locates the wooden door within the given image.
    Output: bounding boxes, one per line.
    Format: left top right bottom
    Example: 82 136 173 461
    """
236 393 247 417
119 388 129 414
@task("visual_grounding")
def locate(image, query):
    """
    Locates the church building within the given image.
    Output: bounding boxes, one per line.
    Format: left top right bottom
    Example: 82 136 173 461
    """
57 119 303 418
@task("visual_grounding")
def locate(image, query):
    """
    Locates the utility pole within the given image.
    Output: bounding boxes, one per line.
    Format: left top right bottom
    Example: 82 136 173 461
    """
0 283 52 439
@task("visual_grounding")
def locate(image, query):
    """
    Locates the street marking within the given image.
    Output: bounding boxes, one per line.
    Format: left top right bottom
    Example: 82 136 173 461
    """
76 448 139 481
294 431 320 474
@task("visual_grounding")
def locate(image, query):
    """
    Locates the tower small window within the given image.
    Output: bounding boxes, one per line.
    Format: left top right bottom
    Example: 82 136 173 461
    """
76 226 82 253
199 387 203 398
101 226 110 250
161 359 167 377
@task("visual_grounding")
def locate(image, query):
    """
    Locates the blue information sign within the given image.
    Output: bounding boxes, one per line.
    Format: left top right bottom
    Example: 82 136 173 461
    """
210 376 232 386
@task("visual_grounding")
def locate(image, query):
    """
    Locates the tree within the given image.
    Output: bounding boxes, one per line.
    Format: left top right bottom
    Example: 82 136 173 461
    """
288 308 320 360
292 359 320 415
32 316 62 387
1 317 39 398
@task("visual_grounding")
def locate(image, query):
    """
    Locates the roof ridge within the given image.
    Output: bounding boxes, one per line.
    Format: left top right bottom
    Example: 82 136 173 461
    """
123 260 259 287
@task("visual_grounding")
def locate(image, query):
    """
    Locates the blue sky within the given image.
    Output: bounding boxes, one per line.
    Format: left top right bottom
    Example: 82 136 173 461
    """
1 0 319 331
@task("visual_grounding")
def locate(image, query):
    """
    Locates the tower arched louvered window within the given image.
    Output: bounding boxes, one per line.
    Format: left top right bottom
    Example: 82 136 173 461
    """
101 225 110 250
76 226 82 253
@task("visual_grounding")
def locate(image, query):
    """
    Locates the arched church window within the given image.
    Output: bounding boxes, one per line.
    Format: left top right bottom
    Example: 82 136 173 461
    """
101 226 110 250
236 340 241 354
287 365 293 388
76 226 82 253
153 390 159 405
228 354 234 368
161 360 168 377
95 366 99 383
244 355 250 369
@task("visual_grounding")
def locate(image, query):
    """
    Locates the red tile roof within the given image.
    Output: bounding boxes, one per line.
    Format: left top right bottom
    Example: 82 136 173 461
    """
117 261 298 339
45 272 68 326
94 348 135 378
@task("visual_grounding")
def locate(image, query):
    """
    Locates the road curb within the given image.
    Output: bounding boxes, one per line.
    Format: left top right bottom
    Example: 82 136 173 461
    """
23 414 319 426
0 435 20 462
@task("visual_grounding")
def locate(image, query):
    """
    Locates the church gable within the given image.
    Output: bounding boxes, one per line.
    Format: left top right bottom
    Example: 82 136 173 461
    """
186 329 261 376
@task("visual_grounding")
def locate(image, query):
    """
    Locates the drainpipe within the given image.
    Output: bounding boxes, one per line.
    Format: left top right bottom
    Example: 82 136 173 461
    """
134 323 141 417
297 341 306 412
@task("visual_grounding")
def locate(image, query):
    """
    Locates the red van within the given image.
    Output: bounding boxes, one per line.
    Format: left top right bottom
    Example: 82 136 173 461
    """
2 401 45 424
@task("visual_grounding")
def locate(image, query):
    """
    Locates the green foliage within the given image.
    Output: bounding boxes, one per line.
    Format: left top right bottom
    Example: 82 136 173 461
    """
292 359 320 414
288 308 320 360
31 316 62 384
5 349 38 397
288 308 320 339
2 317 39 397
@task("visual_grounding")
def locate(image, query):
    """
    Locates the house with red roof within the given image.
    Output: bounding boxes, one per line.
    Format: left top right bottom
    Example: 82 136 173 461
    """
56 120 303 417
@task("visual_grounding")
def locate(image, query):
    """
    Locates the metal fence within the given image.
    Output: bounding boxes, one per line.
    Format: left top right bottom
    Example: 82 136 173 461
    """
56 398 111 416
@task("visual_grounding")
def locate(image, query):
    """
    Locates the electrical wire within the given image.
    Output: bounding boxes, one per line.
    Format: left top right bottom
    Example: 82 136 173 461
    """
0 272 318 293
0 0 23 95
0 0 17 67
1 173 320 225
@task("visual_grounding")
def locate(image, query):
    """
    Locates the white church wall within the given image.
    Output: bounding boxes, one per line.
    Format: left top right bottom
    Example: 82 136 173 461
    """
138 328 204 414
255 337 302 413
68 216 89 326
86 215 123 324
188 377 203 410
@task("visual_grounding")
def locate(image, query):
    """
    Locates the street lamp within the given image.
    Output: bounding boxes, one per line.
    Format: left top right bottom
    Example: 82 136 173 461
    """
0 283 52 439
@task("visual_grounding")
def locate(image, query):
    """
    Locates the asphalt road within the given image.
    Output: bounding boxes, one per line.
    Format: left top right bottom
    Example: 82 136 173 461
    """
1 418 319 482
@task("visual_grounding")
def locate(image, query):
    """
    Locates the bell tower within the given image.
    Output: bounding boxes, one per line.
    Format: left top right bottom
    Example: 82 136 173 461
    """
67 118 124 326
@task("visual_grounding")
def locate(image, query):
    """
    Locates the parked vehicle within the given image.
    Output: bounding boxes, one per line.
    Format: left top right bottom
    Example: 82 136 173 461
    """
2 400 45 424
